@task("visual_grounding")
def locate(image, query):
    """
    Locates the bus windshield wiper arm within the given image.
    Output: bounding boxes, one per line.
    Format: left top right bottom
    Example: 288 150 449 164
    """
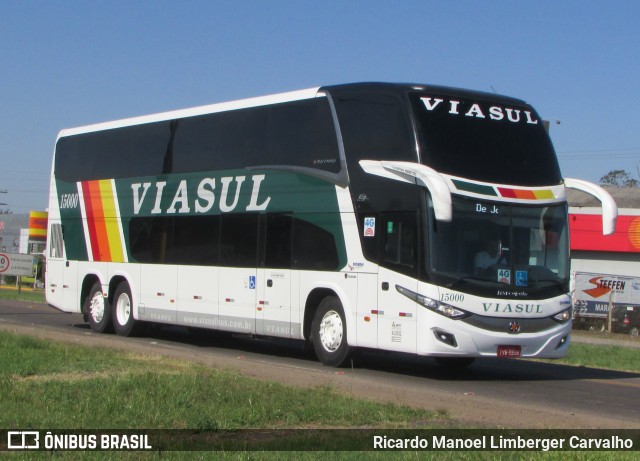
446 275 490 289
531 278 566 290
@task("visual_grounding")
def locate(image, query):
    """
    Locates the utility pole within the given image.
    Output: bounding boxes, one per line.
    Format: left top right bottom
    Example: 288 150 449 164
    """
0 189 5 267
0 189 7 213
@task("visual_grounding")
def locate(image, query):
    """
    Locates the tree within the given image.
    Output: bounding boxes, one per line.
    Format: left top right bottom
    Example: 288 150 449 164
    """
599 169 639 188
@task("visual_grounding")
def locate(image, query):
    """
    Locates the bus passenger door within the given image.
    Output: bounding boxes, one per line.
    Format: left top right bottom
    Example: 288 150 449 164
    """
218 267 257 333
376 212 418 354
256 214 293 337
217 214 259 334
46 222 65 310
43 221 79 312
256 268 291 337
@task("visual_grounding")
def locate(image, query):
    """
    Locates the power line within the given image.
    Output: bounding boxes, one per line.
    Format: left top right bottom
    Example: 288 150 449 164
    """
558 153 640 160
557 147 639 154
557 149 640 160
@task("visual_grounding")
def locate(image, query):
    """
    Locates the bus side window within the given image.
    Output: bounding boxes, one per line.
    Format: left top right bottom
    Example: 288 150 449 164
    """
49 223 64 259
220 214 259 268
332 93 414 162
55 122 171 182
264 214 293 269
292 215 339 271
172 215 220 265
173 107 268 173
380 212 418 276
267 99 340 172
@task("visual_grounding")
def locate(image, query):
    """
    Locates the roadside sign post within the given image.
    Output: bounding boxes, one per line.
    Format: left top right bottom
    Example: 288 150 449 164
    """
607 290 614 333
0 253 35 295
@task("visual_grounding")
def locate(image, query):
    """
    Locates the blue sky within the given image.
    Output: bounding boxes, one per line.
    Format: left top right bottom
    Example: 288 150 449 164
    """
1 0 639 213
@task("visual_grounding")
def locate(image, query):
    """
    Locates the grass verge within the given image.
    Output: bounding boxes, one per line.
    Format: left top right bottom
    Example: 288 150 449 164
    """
543 343 640 373
0 331 442 430
2 331 638 460
0 286 46 303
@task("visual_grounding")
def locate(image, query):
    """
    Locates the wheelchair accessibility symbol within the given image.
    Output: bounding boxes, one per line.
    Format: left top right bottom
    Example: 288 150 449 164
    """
516 270 528 287
249 276 256 289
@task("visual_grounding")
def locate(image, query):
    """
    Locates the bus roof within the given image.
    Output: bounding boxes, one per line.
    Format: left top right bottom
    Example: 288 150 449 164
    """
57 86 322 140
321 82 528 106
57 82 530 140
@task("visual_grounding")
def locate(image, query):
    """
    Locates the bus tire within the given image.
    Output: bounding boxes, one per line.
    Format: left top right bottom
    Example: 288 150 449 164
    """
311 296 353 367
112 281 141 337
85 281 112 333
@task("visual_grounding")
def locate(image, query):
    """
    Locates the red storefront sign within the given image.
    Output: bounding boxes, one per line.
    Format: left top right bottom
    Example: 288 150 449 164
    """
569 214 640 253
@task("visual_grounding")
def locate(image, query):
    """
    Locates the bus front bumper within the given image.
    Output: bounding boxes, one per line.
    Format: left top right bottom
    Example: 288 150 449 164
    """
418 318 571 359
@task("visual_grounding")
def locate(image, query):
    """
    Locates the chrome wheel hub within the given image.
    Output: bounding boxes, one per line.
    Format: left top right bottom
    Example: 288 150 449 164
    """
116 293 131 326
89 292 105 323
319 310 343 352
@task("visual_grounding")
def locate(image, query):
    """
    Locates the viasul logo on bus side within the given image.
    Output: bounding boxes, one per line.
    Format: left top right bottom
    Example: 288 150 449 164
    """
130 174 271 215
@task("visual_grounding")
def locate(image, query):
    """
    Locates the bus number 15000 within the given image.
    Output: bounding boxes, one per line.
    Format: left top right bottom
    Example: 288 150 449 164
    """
440 293 464 302
60 193 79 209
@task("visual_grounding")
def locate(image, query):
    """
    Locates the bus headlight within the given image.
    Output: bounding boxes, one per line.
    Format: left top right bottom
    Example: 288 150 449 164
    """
552 308 572 324
395 285 471 319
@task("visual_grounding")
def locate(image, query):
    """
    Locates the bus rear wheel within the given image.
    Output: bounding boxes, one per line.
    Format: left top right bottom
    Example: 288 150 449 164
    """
85 282 112 333
311 296 353 367
112 282 141 337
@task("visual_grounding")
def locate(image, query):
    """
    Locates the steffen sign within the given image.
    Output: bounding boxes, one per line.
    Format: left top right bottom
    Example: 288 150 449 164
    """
0 253 34 277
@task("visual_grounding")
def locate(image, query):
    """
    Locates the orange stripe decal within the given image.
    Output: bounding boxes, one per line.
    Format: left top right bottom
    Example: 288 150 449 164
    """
81 179 125 262
98 180 125 262
498 187 554 200
89 180 111 261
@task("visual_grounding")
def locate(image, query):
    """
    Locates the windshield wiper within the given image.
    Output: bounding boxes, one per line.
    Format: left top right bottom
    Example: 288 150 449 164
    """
530 278 567 291
446 275 491 289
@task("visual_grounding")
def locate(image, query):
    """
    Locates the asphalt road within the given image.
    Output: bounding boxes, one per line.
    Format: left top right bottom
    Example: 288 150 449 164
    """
1 299 639 429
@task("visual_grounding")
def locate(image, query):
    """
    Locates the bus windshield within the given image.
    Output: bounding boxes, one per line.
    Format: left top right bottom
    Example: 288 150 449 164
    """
410 92 562 187
428 196 570 298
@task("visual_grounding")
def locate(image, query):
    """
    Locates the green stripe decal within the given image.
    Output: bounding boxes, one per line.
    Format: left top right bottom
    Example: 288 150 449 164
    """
451 179 497 196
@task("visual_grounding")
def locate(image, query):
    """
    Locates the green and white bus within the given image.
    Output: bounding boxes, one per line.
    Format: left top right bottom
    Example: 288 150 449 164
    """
46 83 616 367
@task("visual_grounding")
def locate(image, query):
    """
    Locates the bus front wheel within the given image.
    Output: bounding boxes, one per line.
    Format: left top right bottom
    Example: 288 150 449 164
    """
112 282 141 337
311 296 353 367
85 281 112 333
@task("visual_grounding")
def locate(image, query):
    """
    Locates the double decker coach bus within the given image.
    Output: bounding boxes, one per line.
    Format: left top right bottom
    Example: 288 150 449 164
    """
46 83 617 367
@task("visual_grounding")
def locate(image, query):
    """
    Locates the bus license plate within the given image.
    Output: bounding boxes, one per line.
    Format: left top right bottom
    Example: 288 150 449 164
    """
497 345 521 358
